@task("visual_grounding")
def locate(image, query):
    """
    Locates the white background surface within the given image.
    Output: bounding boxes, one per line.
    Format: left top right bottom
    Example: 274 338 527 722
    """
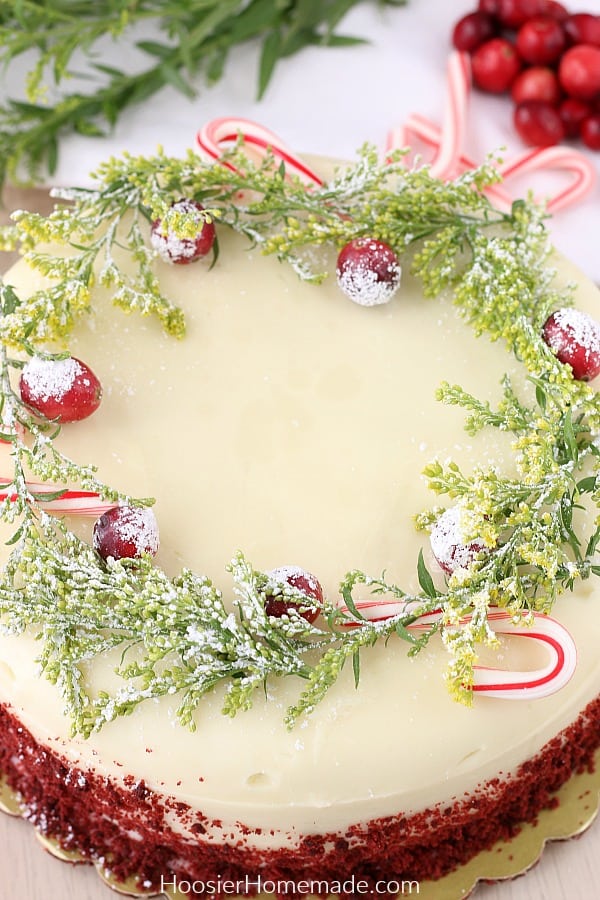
2 1 600 899
7 0 600 282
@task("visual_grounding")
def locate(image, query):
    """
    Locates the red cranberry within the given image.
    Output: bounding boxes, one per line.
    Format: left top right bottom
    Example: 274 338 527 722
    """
564 14 600 48
151 199 216 265
430 507 486 575
497 0 546 29
336 238 401 307
559 96 593 136
514 100 566 146
472 38 522 93
264 567 323 623
516 17 566 65
542 1 568 22
93 505 160 561
452 12 496 52
581 114 600 150
478 0 501 16
19 356 102 423
559 45 600 100
511 67 562 105
542 308 600 380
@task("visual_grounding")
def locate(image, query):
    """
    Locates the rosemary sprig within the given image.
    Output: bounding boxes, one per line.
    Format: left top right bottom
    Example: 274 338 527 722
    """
0 0 407 189
1 144 599 731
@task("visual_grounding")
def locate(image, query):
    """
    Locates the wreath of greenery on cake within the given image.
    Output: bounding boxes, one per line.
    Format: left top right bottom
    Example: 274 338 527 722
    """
0 142 599 738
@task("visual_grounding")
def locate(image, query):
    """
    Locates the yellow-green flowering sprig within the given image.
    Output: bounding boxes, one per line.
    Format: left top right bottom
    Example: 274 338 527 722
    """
0 278 146 555
0 143 519 348
0 530 443 737
419 356 600 701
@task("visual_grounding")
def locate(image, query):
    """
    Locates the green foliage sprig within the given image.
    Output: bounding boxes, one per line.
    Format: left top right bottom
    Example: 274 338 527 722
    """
1 143 599 732
0 0 407 189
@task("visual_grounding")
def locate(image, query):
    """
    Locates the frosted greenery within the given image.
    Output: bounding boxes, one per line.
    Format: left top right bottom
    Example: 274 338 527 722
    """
0 143 598 734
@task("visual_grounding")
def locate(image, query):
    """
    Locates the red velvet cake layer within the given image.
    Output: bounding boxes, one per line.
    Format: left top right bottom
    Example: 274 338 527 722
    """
1 698 600 895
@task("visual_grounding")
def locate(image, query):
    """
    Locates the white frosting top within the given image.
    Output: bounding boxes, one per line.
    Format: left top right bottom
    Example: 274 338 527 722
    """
1 204 600 847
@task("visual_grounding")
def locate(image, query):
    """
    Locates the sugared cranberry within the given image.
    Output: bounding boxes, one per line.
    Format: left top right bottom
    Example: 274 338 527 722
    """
430 507 486 576
19 356 102 423
581 114 600 150
93 505 160 561
559 97 592 136
542 308 600 381
452 12 496 52
564 14 600 48
497 0 546 29
516 17 566 65
514 100 566 145
264 567 323 623
472 38 522 93
336 238 401 307
559 45 600 100
511 66 562 105
151 199 216 265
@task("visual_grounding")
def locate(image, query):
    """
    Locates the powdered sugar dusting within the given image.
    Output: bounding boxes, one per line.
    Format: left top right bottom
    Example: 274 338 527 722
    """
150 199 213 264
267 565 320 595
543 307 600 381
151 228 200 262
550 308 600 358
93 506 159 558
21 356 83 402
336 239 401 307
117 506 159 556
430 506 484 575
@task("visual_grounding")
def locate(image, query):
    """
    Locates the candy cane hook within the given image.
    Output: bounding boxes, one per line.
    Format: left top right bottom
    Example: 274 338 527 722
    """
338 598 577 701
196 117 323 187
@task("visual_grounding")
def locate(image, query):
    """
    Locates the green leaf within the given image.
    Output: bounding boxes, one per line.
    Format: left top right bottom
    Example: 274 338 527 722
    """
258 30 282 98
340 580 366 621
321 34 367 48
535 381 547 411
136 41 174 61
4 521 26 546
577 476 597 493
394 620 419 645
417 549 438 599
157 63 196 99
1 284 21 315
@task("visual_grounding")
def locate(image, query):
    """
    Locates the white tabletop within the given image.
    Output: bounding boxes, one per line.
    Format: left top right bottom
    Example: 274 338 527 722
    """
2 2 600 899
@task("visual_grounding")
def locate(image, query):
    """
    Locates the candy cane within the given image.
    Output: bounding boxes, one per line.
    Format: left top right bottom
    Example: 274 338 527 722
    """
386 50 596 214
430 50 471 181
497 145 597 214
0 479 116 516
392 111 515 210
338 599 576 701
196 117 323 187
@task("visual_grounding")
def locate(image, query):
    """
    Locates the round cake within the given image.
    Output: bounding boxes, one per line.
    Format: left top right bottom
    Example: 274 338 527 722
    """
1 148 600 897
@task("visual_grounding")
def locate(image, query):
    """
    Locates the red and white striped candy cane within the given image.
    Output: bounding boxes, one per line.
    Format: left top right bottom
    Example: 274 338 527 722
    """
386 50 596 214
0 479 116 516
391 111 515 210
430 50 471 182
196 117 323 187
338 598 577 701
497 145 597 214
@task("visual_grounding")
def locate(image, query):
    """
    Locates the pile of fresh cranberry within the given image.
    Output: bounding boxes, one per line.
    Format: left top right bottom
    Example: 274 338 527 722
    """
452 0 600 149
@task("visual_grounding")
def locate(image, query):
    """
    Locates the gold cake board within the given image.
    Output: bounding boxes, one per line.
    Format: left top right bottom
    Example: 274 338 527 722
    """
2 748 600 900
